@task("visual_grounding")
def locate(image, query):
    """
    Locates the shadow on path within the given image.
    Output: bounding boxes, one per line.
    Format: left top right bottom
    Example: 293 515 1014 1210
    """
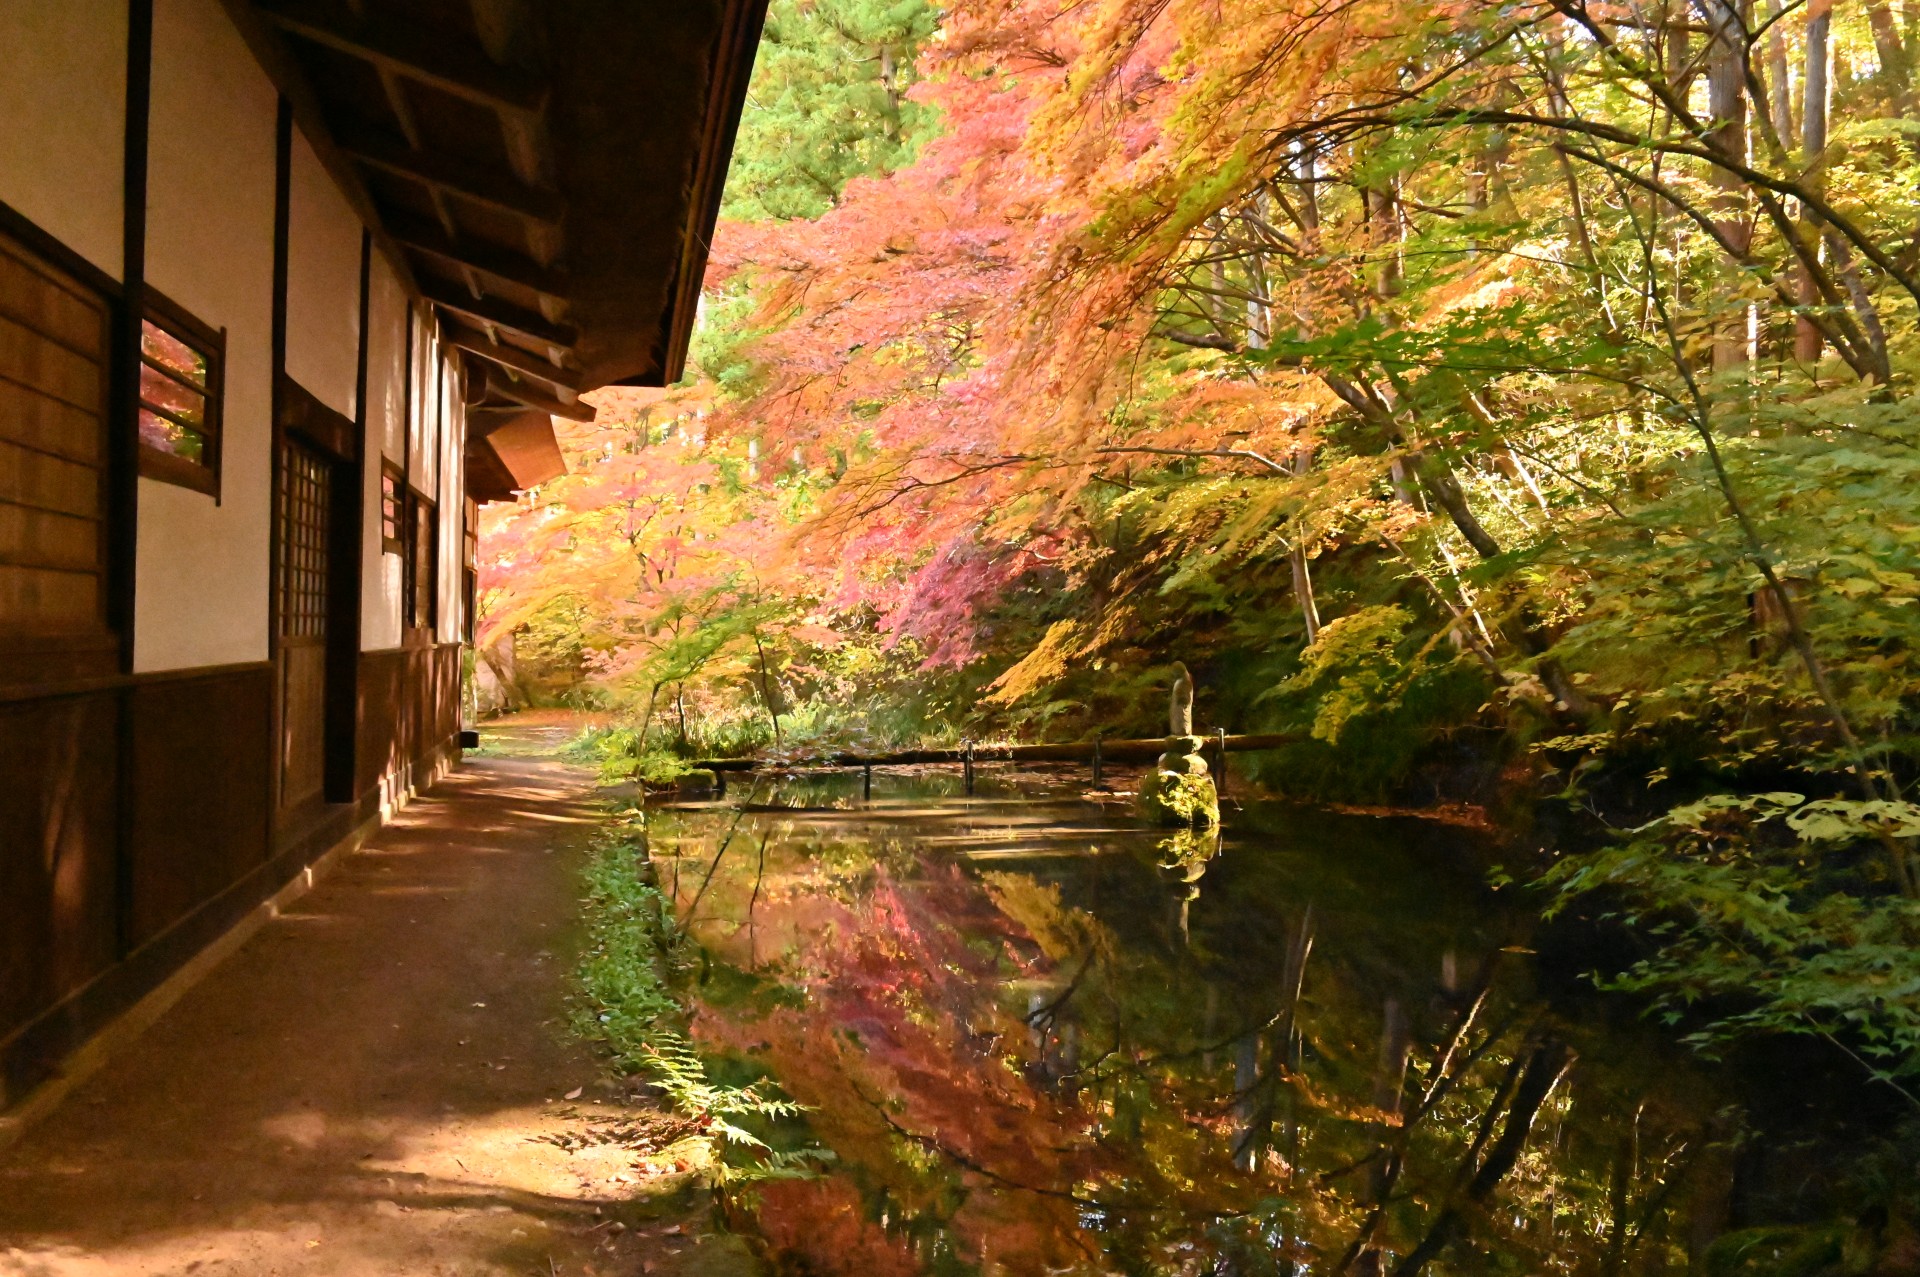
0 731 754 1276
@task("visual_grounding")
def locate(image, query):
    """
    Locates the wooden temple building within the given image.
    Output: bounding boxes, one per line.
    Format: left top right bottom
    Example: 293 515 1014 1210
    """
0 0 765 1107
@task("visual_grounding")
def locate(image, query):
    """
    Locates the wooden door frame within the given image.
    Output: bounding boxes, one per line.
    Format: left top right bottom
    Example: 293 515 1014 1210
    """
267 92 369 825
272 433 332 813
275 382 362 814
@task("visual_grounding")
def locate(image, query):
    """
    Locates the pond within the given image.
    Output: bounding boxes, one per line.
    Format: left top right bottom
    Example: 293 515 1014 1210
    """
645 769 1886 1276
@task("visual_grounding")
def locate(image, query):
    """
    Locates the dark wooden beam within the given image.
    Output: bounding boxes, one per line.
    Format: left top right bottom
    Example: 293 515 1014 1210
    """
443 322 584 393
480 369 595 422
341 129 565 224
257 0 548 115
385 212 569 298
421 280 577 347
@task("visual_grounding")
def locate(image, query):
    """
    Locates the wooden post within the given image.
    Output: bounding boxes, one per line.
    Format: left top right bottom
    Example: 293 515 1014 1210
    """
715 769 727 799
1091 737 1104 788
1215 727 1228 800
963 740 975 796
863 764 872 801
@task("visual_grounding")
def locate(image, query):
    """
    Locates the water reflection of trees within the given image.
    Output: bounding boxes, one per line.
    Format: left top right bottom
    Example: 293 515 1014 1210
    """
654 804 1719 1275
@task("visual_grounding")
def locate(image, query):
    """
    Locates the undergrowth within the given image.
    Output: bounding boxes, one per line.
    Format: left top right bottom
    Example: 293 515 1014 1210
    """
561 727 699 787
572 813 822 1182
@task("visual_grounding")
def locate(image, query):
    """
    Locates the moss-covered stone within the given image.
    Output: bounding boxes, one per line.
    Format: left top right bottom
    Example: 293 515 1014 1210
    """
1156 736 1211 773
1155 826 1221 879
1137 737 1219 827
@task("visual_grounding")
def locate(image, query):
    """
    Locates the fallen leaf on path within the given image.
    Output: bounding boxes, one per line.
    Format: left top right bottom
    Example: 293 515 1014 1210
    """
564 1086 584 1100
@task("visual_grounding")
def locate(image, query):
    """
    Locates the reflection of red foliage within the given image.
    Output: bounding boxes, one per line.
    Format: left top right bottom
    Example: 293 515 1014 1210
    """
693 862 1103 1273
751 1177 924 1277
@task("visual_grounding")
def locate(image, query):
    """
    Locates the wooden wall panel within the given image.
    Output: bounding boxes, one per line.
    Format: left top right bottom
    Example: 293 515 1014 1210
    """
6 650 455 1104
126 666 272 946
425 643 459 747
355 644 460 795
0 692 119 1046
0 225 112 653
355 647 402 796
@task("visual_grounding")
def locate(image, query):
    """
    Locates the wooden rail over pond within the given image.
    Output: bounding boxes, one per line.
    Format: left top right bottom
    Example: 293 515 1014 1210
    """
688 731 1302 797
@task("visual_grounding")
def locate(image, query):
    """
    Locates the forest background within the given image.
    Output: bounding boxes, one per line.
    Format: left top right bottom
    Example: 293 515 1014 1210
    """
480 0 1920 1085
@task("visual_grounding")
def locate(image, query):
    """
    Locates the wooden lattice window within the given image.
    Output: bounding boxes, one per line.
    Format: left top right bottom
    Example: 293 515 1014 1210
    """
138 293 223 497
380 461 404 554
277 441 330 640
405 490 436 633
0 224 113 676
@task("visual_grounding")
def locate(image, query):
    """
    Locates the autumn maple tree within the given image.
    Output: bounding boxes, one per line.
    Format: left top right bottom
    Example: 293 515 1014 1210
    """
480 0 1920 1143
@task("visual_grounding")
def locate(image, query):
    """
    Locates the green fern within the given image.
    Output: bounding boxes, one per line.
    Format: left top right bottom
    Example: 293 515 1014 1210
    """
572 826 824 1181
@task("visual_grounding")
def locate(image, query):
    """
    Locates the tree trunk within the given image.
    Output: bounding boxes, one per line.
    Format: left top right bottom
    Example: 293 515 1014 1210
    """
1406 450 1503 560
1290 547 1321 645
1207 213 1230 333
1365 179 1402 298
1765 1 1797 149
1245 190 1272 347
1870 3 1911 96
1868 3 1920 162
1705 0 1754 372
638 681 660 754
1347 999 1413 1275
1294 141 1320 231
1805 1 1833 165
1796 0 1834 364
752 632 783 747
1390 1041 1574 1276
1289 447 1322 643
1601 1106 1643 1277
879 44 903 141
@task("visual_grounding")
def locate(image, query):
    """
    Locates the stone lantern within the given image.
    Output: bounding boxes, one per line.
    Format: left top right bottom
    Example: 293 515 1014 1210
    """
1137 662 1219 827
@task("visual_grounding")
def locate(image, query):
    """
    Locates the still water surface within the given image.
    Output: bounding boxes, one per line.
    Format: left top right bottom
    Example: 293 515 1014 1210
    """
646 770 1837 1276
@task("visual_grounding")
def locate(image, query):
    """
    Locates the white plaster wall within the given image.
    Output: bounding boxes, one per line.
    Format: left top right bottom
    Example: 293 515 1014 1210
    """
379 294 409 461
360 263 408 650
410 324 444 498
365 308 467 647
0 0 126 278
420 326 445 637
436 366 465 641
284 132 361 418
133 0 278 672
399 319 460 640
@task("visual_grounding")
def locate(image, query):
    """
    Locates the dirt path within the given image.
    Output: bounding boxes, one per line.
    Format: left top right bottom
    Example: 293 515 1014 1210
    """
0 723 757 1277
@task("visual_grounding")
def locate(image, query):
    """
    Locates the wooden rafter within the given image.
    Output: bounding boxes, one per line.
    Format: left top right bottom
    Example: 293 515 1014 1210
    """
258 1 548 115
342 130 565 224
443 322 583 393
478 368 595 423
386 213 569 299
420 278 577 348
234 0 769 403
